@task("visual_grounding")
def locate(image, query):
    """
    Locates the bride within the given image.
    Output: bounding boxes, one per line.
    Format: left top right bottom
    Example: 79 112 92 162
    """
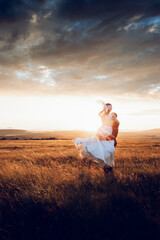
74 102 120 173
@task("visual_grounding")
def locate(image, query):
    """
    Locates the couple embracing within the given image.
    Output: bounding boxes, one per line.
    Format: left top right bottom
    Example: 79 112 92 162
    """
75 101 120 174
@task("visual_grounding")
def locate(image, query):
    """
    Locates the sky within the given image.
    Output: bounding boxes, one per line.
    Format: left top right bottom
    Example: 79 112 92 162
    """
0 0 160 131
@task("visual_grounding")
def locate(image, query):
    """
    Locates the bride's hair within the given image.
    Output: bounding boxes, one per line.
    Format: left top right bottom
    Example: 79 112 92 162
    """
105 103 112 112
97 100 112 112
106 103 112 106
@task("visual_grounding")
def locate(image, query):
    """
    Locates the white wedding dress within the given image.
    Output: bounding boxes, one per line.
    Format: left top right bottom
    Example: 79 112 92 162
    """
74 111 115 167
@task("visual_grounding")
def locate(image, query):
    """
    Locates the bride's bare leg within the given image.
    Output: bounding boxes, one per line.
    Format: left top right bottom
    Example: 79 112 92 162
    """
95 158 106 167
94 159 113 175
88 160 92 168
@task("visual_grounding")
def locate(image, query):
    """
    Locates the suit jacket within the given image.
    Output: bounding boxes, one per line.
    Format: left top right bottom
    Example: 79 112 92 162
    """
112 119 120 138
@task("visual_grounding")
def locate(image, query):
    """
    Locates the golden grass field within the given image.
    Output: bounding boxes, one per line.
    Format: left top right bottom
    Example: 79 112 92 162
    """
0 134 160 240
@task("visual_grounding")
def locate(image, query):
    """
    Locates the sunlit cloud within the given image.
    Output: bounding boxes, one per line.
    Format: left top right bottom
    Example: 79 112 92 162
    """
95 75 110 80
148 84 160 95
30 14 38 24
15 65 57 87
123 16 160 32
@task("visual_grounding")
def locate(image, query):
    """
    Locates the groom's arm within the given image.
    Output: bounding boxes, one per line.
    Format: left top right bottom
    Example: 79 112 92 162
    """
96 134 115 141
111 120 120 147
96 133 117 147
112 120 120 138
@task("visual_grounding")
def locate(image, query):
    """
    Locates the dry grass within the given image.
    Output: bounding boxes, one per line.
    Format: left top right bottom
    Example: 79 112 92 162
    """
0 138 160 240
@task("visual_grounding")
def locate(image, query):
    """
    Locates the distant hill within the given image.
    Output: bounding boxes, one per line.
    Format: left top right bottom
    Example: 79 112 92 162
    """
0 129 94 140
0 128 160 140
138 128 160 134
119 128 160 139
0 129 28 135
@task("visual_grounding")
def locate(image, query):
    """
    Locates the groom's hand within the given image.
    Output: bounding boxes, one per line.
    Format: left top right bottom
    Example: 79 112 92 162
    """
114 139 117 147
106 134 117 147
96 134 106 141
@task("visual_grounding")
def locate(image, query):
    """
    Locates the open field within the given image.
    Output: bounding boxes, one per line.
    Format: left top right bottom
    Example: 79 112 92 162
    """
0 135 160 240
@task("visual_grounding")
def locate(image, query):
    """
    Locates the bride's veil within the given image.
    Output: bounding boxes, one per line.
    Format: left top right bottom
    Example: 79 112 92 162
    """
97 100 106 109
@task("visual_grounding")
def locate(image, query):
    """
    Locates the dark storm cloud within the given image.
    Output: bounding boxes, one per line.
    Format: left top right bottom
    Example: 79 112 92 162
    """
0 0 48 22
0 0 160 98
56 0 160 25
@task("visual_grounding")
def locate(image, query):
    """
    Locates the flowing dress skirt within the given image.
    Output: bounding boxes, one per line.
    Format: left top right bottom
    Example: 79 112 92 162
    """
74 136 115 167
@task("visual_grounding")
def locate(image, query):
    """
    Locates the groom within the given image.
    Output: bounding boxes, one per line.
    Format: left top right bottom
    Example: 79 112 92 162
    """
97 103 120 147
108 112 120 147
96 104 120 173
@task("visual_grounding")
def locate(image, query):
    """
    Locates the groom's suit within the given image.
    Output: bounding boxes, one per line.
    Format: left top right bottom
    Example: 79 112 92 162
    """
111 119 120 147
112 119 120 138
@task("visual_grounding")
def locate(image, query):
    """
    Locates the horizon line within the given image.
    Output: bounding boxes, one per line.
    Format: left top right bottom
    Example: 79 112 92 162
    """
0 128 160 133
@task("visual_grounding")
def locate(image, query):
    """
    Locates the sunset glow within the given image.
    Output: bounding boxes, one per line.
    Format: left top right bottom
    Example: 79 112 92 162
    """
0 95 159 131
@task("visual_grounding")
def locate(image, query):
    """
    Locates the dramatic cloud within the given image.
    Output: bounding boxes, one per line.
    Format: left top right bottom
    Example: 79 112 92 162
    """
0 0 160 98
